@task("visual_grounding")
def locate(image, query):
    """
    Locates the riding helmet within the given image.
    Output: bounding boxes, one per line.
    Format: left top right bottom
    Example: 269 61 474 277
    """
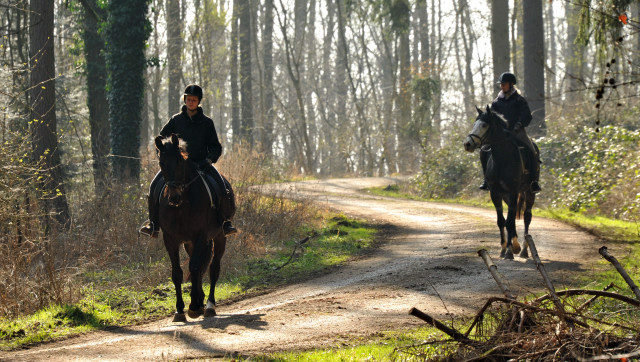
497 72 517 84
184 84 203 100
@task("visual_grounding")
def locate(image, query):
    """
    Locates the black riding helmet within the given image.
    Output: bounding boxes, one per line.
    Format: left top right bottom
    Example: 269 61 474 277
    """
184 84 203 100
496 72 517 84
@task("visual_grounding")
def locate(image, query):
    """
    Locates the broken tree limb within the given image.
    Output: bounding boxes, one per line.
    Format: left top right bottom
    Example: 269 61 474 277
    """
577 283 615 312
408 307 472 344
525 235 566 319
533 288 640 308
598 246 640 301
478 249 516 300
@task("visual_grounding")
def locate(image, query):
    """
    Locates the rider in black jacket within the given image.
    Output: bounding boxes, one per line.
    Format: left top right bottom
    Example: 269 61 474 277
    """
479 72 541 193
139 84 237 237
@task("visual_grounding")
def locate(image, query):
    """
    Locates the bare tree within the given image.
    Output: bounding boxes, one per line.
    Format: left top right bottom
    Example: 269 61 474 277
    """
29 0 70 225
491 0 510 81
523 0 546 136
166 0 182 117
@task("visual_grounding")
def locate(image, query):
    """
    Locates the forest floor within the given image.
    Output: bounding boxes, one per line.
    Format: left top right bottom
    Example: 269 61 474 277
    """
2 177 608 361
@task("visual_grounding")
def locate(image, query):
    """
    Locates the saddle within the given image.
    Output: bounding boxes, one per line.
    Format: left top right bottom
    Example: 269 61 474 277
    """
152 167 227 209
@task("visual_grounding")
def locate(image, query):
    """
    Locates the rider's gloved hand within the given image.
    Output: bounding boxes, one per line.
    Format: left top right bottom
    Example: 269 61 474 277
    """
513 122 522 132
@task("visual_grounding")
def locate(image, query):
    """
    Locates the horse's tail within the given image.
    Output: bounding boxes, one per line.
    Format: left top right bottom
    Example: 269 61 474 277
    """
516 192 526 220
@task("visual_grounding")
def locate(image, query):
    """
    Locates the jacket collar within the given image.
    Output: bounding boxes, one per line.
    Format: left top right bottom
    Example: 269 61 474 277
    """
181 105 203 121
498 87 517 100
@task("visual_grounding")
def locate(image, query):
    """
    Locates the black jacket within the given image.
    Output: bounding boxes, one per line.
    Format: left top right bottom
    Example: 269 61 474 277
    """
490 90 532 129
160 105 222 163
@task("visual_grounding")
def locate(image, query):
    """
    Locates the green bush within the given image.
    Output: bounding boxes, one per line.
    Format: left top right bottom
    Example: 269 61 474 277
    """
540 125 640 220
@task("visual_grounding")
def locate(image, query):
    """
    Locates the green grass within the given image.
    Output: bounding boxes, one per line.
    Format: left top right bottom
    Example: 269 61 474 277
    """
0 214 376 351
256 327 448 361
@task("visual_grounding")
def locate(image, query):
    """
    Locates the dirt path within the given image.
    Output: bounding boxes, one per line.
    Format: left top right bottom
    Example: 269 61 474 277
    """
3 177 608 361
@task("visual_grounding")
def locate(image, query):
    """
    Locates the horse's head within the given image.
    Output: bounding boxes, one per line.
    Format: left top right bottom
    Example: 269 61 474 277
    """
155 134 191 207
463 105 508 152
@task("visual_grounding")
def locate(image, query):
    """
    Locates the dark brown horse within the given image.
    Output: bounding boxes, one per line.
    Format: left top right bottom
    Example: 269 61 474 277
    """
155 134 228 321
463 106 535 259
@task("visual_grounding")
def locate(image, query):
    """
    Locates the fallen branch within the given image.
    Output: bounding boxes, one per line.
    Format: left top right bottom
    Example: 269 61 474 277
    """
478 249 516 300
525 235 566 319
273 236 310 270
408 307 472 344
599 246 640 300
533 288 640 308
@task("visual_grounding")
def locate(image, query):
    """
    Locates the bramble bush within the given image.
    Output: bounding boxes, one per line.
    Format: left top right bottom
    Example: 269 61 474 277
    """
540 125 640 221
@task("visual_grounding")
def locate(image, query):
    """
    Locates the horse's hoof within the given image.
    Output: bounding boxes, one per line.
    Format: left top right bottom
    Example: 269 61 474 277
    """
503 249 514 260
204 308 217 317
173 312 187 322
500 248 506 258
519 250 529 258
187 308 204 319
512 237 521 254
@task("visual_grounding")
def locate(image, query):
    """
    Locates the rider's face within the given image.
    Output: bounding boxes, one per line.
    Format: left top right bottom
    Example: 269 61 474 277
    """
500 82 512 93
184 95 200 111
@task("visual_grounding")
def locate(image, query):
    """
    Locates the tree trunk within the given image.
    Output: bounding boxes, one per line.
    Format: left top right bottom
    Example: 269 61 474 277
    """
106 0 150 182
29 0 70 225
230 0 240 145
166 0 182 117
263 0 274 156
491 0 510 82
238 0 253 144
565 0 584 102
523 0 546 136
81 0 110 193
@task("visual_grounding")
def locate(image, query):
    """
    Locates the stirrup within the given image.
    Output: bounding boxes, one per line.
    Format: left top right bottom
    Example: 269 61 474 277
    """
139 221 159 238
479 181 489 191
223 220 238 236
530 181 541 194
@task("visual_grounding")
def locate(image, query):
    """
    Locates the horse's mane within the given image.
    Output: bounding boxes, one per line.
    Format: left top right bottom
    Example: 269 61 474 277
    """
161 135 188 153
486 107 509 129
160 135 189 159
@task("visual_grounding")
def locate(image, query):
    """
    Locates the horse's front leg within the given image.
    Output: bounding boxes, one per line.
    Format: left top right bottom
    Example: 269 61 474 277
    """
187 236 213 319
520 192 536 258
205 233 227 317
490 191 507 258
504 195 520 260
165 240 186 322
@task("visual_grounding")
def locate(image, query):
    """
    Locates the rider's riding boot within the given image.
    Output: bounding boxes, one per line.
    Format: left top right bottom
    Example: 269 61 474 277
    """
223 220 238 235
479 180 489 191
139 193 160 238
530 159 542 194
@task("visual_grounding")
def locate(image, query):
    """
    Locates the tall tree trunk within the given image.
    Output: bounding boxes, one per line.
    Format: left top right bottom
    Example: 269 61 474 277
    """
166 0 182 117
523 0 546 136
81 0 110 193
262 0 274 156
546 2 556 98
230 0 240 144
335 0 349 174
491 0 510 81
238 0 253 144
106 0 150 183
29 0 70 225
565 0 584 102
319 0 335 175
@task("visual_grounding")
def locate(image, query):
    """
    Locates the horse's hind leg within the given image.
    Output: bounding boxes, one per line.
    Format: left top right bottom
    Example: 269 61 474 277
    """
490 192 507 258
205 234 227 317
166 242 186 322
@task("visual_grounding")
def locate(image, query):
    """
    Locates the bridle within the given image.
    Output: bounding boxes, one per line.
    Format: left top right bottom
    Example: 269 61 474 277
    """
165 175 200 192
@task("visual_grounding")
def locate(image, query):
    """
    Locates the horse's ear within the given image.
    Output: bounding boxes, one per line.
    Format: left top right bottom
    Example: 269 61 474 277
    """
486 105 491 114
154 136 164 152
171 133 179 146
475 105 482 115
